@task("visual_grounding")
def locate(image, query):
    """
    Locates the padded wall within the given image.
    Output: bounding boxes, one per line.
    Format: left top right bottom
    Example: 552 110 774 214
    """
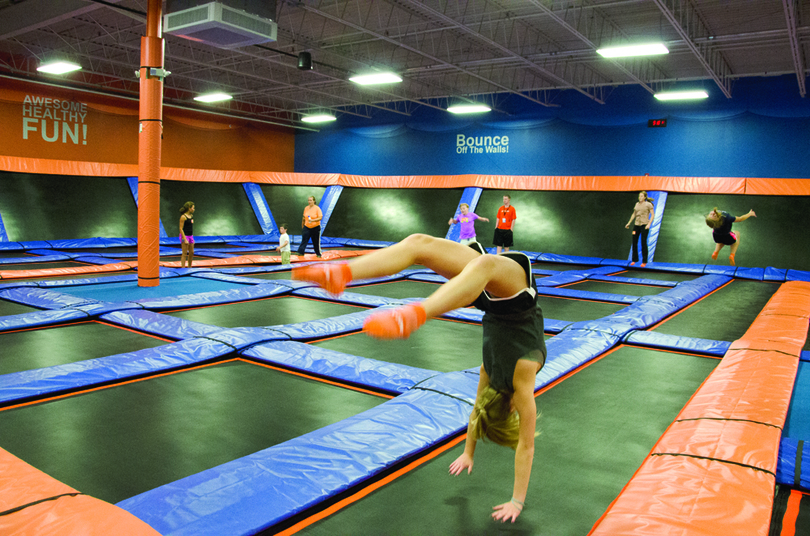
324 187 464 242
159 180 262 237
0 172 136 241
656 193 810 271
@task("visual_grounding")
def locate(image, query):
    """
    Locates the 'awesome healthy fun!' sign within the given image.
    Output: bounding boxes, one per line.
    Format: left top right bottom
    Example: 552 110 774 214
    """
22 95 88 145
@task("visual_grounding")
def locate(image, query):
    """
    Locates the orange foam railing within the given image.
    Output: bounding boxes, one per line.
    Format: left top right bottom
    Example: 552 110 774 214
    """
590 281 810 535
0 448 160 535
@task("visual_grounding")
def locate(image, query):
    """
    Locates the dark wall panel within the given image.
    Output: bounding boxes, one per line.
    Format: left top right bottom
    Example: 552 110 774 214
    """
326 187 463 242
258 185 327 233
0 171 136 241
655 193 810 270
160 181 262 237
476 189 638 258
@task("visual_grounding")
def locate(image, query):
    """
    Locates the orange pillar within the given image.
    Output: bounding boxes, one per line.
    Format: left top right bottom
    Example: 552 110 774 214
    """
137 0 164 287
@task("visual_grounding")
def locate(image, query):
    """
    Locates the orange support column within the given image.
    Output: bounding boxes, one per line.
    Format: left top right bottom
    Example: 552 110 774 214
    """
137 0 165 287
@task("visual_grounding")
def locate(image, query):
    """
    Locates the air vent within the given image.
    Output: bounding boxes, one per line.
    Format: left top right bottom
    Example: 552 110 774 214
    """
164 2 277 49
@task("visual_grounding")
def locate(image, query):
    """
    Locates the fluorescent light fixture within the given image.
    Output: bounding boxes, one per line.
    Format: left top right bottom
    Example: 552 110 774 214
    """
349 72 402 85
193 92 233 103
301 113 336 123
596 43 669 58
447 103 491 114
654 90 709 101
37 61 82 75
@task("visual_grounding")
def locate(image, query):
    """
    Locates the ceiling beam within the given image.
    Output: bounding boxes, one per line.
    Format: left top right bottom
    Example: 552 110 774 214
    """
0 0 121 40
782 0 807 97
298 3 559 108
527 0 668 94
651 0 733 98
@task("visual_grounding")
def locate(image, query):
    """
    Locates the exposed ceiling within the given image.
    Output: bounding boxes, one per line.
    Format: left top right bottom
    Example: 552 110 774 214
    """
0 0 808 130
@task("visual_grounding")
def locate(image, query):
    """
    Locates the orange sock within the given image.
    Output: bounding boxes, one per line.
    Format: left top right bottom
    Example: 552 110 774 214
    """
364 303 427 339
729 253 735 266
292 262 352 295
711 251 718 260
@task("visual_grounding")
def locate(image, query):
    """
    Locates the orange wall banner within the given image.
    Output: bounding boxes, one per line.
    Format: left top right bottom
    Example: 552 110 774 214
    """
2 156 809 194
0 78 294 172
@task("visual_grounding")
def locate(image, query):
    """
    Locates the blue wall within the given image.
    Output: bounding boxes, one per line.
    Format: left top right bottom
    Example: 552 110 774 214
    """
295 75 810 178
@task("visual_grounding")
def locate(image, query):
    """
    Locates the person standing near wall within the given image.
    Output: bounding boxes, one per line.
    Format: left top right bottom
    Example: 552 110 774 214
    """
449 203 490 246
298 196 323 257
179 201 195 268
493 195 516 254
276 224 291 265
624 191 655 266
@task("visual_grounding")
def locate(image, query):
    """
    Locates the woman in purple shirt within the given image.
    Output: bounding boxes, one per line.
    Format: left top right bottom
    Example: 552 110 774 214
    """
449 203 490 246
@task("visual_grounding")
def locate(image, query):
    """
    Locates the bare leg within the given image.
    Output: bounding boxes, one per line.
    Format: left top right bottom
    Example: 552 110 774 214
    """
496 246 503 255
188 243 194 267
711 243 723 260
181 242 189 267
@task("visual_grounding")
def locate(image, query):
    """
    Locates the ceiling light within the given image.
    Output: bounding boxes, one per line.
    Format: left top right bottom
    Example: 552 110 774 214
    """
301 113 336 123
194 92 233 103
654 90 709 101
596 43 669 58
447 103 491 114
349 72 402 85
37 61 82 75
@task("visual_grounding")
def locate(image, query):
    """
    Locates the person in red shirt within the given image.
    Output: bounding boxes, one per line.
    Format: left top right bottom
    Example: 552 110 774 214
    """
493 195 516 254
298 196 323 257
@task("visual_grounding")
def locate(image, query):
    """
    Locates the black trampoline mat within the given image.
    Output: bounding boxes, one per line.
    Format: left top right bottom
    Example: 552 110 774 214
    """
312 319 485 372
539 295 625 322
296 346 717 536
563 280 666 297
0 251 34 259
0 321 168 376
611 269 698 282
0 299 40 316
652 279 780 341
236 271 291 281
533 262 600 272
165 296 363 328
0 359 383 504
349 281 442 300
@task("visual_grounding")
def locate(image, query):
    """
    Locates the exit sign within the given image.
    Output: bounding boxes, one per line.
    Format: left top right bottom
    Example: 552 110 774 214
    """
648 118 668 128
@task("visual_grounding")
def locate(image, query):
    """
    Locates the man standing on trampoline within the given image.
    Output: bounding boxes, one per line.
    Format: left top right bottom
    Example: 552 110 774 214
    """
292 234 545 523
298 196 323 258
494 195 516 254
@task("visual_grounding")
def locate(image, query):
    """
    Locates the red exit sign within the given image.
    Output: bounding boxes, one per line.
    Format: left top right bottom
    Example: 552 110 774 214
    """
647 118 668 128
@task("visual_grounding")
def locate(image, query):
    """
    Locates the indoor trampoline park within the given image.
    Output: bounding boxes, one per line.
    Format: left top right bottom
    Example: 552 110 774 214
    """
2 1 810 535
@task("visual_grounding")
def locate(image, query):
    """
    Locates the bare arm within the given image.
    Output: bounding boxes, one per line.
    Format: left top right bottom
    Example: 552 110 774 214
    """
646 208 654 229
625 211 635 228
735 209 757 222
492 360 537 522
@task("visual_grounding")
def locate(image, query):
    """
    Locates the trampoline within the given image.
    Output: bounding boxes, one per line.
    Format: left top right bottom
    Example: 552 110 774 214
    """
1 178 809 536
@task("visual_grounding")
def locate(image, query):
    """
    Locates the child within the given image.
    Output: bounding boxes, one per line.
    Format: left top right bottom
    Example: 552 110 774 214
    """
179 201 195 268
448 203 490 246
276 224 291 265
292 234 545 523
705 208 756 266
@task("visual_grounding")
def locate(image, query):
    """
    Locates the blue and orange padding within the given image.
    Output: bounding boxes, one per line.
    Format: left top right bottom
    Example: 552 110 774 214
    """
590 280 810 535
0 447 160 535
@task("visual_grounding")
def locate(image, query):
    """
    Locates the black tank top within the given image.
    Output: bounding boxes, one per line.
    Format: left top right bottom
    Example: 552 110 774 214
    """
183 215 193 236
